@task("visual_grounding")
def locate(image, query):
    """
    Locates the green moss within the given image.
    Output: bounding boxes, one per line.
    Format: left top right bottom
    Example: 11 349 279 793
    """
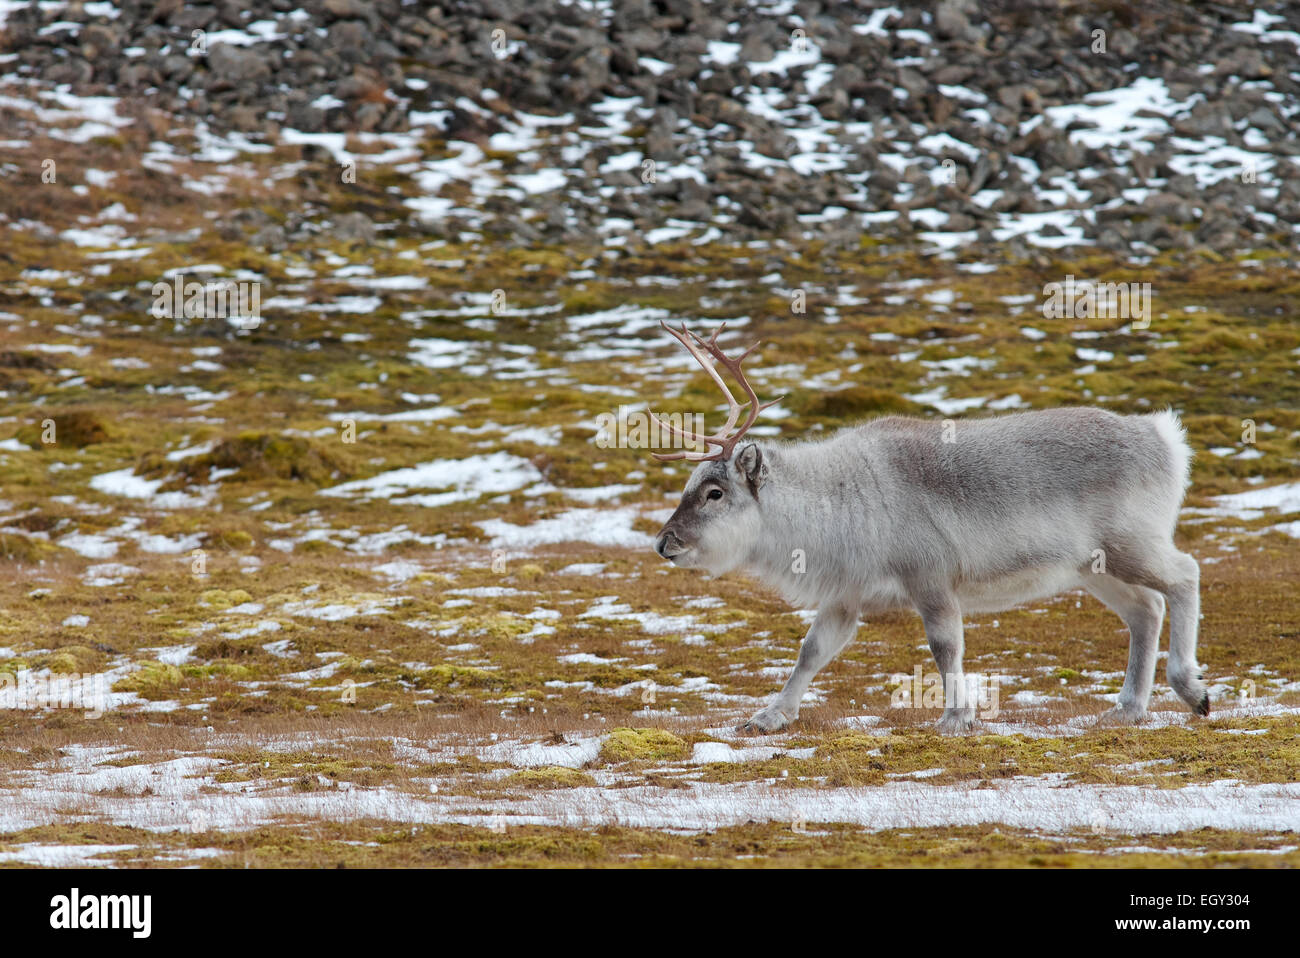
40 645 105 674
198 588 253 610
0 533 59 563
503 766 596 789
206 529 254 550
212 748 399 786
599 727 689 763
16 410 110 449
476 614 532 640
415 665 505 690
798 386 926 420
44 652 80 674
176 431 350 484
296 539 340 554
815 732 886 756
112 662 184 698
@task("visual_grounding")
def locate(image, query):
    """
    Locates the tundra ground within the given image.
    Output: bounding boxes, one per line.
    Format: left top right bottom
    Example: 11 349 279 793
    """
2 114 1299 867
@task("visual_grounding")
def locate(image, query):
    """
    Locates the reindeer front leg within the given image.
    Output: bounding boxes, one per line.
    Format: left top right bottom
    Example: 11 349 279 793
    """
740 604 858 734
909 586 979 734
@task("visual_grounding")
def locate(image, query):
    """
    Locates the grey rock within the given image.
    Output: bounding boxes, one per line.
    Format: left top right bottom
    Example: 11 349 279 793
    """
250 224 287 251
1245 105 1284 132
935 0 982 43
332 212 377 244
207 43 271 83
323 0 377 25
48 59 95 85
1215 47 1271 81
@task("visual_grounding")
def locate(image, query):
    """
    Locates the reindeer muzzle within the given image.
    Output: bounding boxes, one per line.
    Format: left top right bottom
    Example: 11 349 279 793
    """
655 530 687 560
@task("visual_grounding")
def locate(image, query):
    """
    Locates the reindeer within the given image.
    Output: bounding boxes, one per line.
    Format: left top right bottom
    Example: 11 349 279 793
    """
648 322 1206 735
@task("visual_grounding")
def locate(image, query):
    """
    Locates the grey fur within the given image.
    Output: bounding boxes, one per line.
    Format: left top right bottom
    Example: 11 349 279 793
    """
653 406 1205 734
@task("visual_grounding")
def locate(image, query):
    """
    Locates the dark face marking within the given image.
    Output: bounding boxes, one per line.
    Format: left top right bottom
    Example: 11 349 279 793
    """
654 461 731 561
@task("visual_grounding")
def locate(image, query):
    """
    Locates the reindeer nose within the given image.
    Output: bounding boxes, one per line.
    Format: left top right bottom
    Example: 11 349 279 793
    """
655 531 684 560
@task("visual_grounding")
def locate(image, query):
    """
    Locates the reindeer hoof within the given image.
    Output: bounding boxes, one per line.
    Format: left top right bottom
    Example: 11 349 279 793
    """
936 709 980 735
1098 704 1150 727
738 706 792 735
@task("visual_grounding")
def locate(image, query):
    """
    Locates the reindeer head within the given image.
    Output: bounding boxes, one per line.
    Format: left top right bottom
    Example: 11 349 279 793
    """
649 322 781 574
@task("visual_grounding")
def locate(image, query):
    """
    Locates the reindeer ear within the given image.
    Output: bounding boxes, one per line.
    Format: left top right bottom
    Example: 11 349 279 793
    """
734 443 767 494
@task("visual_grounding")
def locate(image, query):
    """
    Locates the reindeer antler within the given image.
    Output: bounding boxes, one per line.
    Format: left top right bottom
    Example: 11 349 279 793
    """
648 321 783 462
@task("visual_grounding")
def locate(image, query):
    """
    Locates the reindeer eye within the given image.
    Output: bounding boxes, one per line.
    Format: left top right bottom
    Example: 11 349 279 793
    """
707 488 723 501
